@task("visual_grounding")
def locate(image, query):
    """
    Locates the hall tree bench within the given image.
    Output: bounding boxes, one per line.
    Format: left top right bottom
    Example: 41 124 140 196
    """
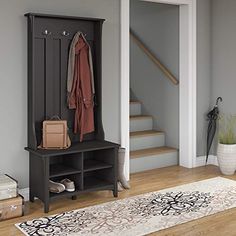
25 13 120 213
25 141 119 213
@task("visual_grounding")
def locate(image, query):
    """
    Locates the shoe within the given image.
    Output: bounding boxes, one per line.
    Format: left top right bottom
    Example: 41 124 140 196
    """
61 179 75 192
49 180 65 193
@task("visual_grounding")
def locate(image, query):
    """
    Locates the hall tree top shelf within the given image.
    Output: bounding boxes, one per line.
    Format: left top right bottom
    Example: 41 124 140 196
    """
24 13 105 22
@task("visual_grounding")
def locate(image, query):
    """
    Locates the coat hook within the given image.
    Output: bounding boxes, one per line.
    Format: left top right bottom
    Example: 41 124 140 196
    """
42 30 51 36
215 97 223 107
62 31 70 37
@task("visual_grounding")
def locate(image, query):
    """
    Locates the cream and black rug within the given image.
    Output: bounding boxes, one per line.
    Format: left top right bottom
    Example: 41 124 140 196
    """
16 177 236 236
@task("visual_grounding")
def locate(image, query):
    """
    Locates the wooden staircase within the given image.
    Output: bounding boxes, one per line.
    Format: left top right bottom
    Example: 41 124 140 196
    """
130 100 178 173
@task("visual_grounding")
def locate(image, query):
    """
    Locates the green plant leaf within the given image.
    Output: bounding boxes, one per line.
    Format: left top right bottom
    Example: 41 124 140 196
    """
218 114 236 144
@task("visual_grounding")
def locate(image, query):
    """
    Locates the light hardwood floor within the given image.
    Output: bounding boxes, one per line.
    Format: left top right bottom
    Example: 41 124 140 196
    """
1 165 236 236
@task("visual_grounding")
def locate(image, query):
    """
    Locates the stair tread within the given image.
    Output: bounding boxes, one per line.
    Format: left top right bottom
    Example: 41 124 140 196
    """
130 115 152 120
130 130 164 137
130 146 178 159
130 100 141 104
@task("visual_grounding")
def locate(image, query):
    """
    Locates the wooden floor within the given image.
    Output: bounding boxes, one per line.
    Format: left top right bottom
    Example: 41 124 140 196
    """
1 165 236 236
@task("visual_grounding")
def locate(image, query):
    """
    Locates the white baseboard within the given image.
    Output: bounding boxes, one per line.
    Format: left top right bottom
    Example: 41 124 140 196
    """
195 155 218 167
19 188 29 201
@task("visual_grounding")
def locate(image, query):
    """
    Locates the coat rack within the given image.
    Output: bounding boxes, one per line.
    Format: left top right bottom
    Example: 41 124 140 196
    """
42 29 87 37
25 13 119 213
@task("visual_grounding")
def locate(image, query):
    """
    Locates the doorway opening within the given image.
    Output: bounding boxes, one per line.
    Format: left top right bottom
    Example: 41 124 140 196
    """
129 0 179 173
120 0 197 180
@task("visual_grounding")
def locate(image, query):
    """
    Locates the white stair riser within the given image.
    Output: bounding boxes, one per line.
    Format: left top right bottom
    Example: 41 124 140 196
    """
130 134 165 151
130 151 178 173
130 118 153 132
130 103 141 116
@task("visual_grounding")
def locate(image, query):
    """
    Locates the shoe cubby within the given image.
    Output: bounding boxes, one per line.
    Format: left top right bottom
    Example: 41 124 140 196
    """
83 169 114 191
50 173 83 199
83 149 115 173
49 153 82 178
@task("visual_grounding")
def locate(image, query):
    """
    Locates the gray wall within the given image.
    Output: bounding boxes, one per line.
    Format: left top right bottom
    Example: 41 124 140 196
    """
196 0 236 156
210 0 236 154
2 0 235 188
0 0 120 188
196 0 212 156
211 0 236 114
130 0 179 148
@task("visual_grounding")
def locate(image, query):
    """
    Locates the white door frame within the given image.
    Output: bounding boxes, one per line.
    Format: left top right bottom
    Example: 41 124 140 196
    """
120 0 197 180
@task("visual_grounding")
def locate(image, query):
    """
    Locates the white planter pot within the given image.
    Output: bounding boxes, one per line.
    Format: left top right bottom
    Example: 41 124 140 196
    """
217 143 236 175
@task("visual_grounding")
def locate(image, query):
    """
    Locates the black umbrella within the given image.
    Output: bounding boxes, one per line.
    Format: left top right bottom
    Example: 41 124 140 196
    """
206 97 223 164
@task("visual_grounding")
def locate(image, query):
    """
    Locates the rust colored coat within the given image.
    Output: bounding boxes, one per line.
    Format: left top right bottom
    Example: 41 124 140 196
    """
68 35 95 141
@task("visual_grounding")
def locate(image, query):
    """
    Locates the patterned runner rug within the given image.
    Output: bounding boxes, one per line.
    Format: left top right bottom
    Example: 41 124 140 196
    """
16 177 236 236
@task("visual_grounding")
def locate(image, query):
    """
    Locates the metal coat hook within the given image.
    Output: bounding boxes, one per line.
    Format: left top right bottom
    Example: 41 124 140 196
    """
62 31 70 37
42 30 51 36
215 97 223 107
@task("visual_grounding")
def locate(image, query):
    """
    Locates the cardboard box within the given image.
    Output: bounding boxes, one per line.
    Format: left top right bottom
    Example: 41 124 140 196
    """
0 195 24 221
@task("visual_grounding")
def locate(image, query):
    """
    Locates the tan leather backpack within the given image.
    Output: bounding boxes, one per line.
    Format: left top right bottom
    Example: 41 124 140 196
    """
39 116 71 149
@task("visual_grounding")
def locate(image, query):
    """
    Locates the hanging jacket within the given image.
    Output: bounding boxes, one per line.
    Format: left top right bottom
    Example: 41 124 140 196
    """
67 32 95 94
67 33 95 141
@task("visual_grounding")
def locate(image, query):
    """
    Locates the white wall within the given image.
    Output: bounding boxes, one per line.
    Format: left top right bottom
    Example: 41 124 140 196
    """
130 0 179 148
0 0 120 188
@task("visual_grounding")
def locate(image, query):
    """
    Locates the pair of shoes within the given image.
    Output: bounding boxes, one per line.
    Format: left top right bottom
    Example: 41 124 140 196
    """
49 179 75 193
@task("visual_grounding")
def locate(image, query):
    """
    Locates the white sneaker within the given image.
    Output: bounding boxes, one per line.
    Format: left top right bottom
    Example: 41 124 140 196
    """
61 179 75 192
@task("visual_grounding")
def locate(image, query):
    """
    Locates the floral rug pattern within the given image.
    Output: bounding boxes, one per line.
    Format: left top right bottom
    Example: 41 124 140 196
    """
16 177 236 236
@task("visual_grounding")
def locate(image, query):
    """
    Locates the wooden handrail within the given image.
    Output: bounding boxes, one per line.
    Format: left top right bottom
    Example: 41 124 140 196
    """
130 29 179 85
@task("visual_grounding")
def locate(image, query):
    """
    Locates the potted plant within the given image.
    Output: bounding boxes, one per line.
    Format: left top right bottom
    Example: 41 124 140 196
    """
217 114 236 175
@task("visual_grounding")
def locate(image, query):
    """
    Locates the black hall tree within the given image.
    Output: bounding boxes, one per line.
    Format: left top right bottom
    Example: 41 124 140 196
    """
25 13 119 213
